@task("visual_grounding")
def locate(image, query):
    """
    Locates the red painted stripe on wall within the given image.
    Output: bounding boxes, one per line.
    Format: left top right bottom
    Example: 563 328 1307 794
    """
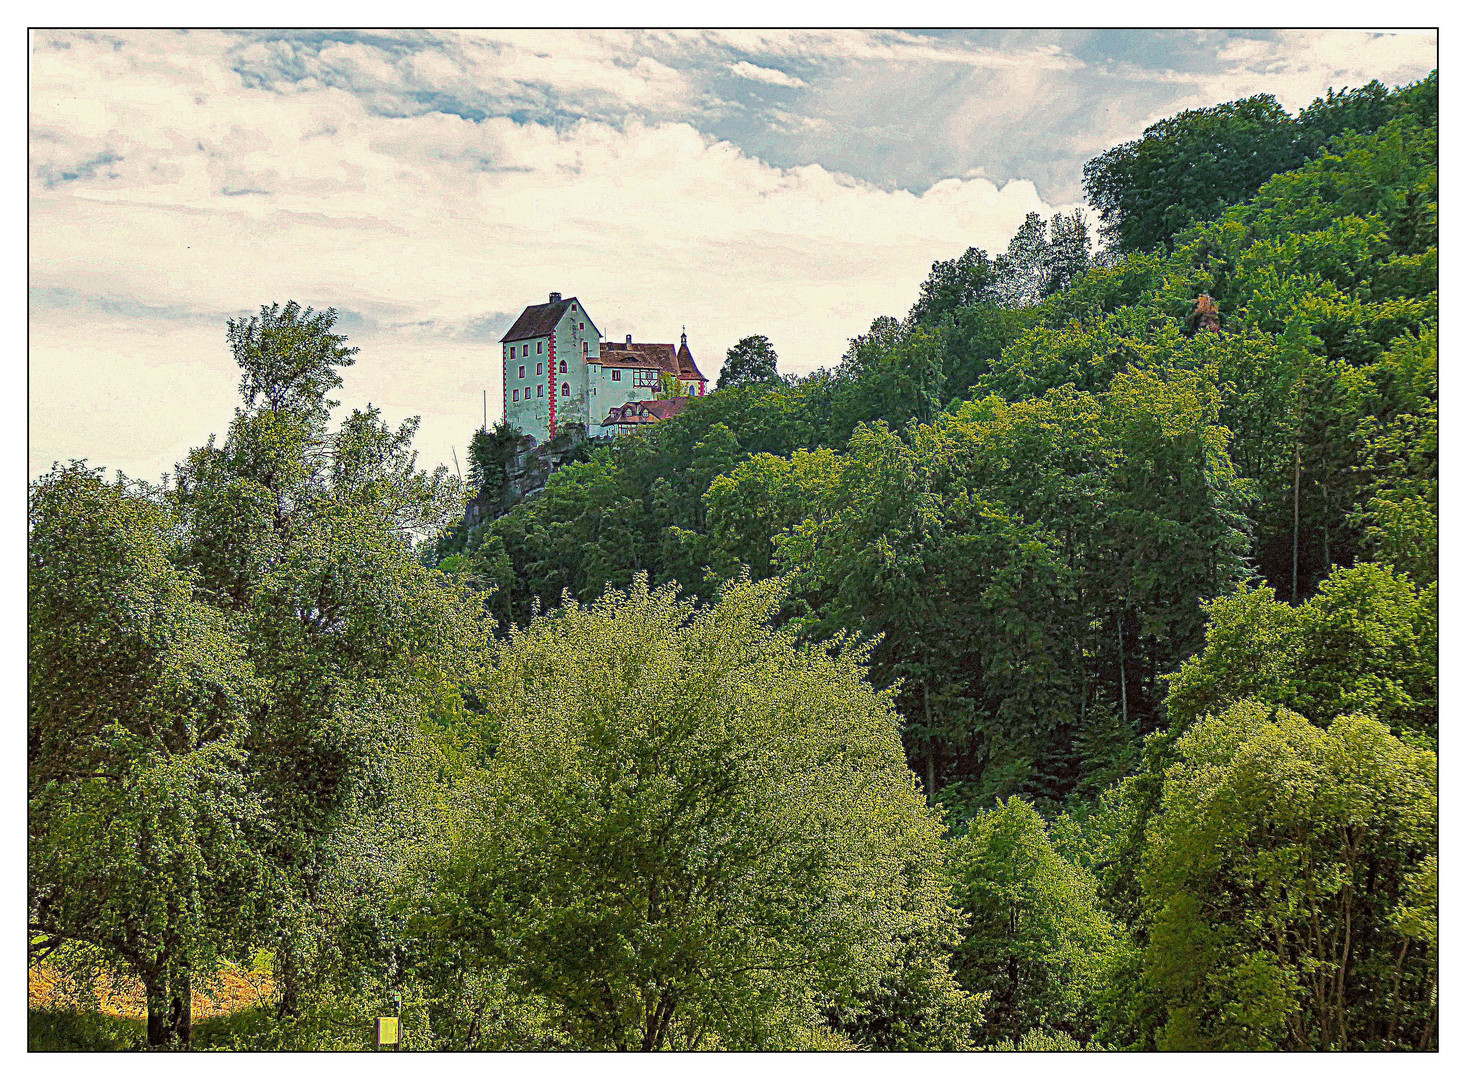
548 332 557 438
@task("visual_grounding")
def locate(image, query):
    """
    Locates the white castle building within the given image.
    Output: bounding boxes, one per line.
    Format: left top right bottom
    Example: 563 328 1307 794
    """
500 293 708 443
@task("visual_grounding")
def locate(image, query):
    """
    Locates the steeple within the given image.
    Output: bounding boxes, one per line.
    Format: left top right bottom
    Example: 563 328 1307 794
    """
681 325 687 348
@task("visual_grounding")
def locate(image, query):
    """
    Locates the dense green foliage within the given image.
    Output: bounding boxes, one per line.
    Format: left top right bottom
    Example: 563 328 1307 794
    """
717 333 782 389
1143 703 1436 1049
406 576 977 1050
30 465 264 1047
32 304 486 1047
948 799 1120 1043
32 70 1435 1051
1083 74 1436 253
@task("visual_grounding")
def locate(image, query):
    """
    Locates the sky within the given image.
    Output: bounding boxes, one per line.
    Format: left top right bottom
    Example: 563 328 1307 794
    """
28 28 1438 483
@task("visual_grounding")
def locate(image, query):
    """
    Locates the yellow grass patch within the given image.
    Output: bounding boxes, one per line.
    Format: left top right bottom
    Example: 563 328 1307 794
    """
29 964 275 1020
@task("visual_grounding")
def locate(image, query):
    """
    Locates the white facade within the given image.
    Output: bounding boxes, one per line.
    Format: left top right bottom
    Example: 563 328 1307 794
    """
502 294 707 443
502 296 603 443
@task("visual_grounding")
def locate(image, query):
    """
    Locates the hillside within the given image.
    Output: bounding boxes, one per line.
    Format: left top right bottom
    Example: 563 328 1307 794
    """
31 71 1436 1051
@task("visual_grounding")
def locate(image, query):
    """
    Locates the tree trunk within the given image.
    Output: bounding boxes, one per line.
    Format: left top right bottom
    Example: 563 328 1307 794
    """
171 970 193 1050
1116 611 1128 728
923 682 937 804
1322 483 1331 572
144 967 190 1049
144 970 170 1048
1292 440 1301 604
276 943 301 1019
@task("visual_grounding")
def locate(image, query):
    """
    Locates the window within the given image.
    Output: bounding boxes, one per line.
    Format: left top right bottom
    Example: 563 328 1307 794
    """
537 363 543 376
519 365 525 379
561 383 570 397
611 369 621 381
579 322 584 330
537 385 543 397
559 359 567 373
510 346 516 358
537 341 543 354
582 341 588 355
513 389 520 402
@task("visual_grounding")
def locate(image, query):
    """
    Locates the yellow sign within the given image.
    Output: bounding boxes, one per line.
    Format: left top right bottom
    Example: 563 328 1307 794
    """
377 1016 400 1047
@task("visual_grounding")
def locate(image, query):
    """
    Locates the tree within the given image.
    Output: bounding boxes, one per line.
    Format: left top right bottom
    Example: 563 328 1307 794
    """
463 418 520 520
1351 328 1437 584
1082 75 1435 255
987 211 1093 309
466 419 518 494
170 303 485 1017
1084 95 1299 254
29 464 263 1048
1165 563 1437 744
908 246 997 325
719 368 1251 808
992 212 1051 308
1142 701 1437 1049
655 371 687 399
716 334 780 389
227 300 358 417
1043 209 1093 296
948 798 1120 1045
407 575 977 1050
829 324 948 433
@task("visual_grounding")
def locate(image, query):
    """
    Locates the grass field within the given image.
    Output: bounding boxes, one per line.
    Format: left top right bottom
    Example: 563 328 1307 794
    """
28 962 278 1051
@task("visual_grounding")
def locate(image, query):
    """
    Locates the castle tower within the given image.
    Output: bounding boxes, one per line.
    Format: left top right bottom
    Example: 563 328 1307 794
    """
500 293 601 442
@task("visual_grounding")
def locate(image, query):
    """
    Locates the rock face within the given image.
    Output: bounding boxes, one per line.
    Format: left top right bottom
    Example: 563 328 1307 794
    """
462 424 602 530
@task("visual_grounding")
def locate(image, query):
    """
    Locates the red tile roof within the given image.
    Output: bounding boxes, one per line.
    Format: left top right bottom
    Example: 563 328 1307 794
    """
599 397 690 428
598 342 677 370
675 341 707 384
601 340 707 385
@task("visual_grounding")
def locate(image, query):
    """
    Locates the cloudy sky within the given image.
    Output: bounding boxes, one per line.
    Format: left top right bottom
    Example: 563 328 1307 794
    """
28 28 1437 482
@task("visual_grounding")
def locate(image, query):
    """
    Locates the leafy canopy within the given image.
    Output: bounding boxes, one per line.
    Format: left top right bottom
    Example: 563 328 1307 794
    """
716 333 781 389
408 575 976 1050
1143 701 1436 1050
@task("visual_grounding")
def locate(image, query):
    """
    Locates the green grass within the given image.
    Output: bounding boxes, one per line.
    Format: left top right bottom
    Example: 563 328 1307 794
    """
28 1005 378 1052
28 1008 146 1052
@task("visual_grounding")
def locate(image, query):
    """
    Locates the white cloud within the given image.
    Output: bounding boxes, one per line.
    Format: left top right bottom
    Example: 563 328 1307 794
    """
1082 30 1437 155
29 29 1076 483
28 27 1434 484
729 60 806 89
690 29 1081 73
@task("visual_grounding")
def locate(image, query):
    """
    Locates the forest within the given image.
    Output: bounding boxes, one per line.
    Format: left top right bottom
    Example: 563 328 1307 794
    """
29 73 1437 1051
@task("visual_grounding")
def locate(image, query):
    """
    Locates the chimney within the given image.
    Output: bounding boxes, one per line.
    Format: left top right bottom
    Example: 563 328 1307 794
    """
549 291 561 303
626 334 633 344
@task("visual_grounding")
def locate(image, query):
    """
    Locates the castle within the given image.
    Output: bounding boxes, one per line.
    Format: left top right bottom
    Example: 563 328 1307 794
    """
501 293 708 443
